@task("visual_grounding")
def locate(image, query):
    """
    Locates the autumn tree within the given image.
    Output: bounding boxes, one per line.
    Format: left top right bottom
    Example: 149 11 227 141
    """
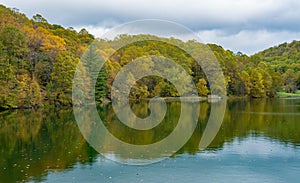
196 78 209 96
250 69 265 98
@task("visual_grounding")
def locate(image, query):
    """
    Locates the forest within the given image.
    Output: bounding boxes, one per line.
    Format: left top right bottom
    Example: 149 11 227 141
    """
1 5 300 109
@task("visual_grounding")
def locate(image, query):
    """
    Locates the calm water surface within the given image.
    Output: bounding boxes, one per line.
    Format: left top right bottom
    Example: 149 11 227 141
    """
1 98 300 183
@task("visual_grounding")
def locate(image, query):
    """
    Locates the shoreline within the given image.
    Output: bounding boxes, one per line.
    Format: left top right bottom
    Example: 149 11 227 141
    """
2 94 300 112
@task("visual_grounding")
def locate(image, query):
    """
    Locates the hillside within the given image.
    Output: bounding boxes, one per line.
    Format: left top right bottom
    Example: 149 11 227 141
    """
254 41 300 93
256 40 300 63
0 5 94 109
0 5 300 110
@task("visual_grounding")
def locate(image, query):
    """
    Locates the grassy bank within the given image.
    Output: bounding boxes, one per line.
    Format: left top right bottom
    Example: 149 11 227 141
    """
276 91 300 98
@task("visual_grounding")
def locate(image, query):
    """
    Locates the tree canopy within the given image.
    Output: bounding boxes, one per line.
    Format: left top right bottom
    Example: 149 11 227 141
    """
0 5 299 109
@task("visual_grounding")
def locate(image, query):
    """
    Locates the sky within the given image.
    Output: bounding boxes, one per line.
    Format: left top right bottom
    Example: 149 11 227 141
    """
1 0 300 55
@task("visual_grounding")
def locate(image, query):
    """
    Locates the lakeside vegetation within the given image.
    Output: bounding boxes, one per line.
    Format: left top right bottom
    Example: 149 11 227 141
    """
276 91 300 98
1 5 300 109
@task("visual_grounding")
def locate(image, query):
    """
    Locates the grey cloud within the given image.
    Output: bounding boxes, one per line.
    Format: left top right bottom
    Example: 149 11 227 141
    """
1 0 300 54
1 0 300 30
198 29 300 55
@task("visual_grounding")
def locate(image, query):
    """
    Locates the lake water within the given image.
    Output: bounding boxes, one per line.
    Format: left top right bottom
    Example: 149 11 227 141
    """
1 98 300 183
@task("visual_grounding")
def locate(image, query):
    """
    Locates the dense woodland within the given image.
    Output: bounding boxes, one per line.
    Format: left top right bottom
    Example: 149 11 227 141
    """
0 5 300 109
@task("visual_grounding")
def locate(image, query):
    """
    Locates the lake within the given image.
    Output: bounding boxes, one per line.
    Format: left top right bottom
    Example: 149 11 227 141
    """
1 98 300 183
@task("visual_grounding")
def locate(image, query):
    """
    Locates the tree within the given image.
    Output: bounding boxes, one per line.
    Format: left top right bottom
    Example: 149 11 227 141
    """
81 44 109 102
130 85 150 100
196 78 209 96
39 28 66 60
49 51 78 105
32 14 48 23
72 61 91 106
297 71 300 90
34 61 52 86
0 25 28 71
250 69 265 98
16 70 42 107
22 26 47 77
78 28 94 44
0 56 17 109
237 71 250 96
283 69 297 93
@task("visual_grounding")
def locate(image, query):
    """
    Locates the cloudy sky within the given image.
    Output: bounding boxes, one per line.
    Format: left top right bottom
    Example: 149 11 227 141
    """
1 0 300 55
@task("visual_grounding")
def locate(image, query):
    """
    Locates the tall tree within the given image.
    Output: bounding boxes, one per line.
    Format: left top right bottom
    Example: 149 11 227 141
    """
0 25 28 71
81 44 109 102
283 69 297 93
196 78 209 96
250 69 265 98
49 51 78 105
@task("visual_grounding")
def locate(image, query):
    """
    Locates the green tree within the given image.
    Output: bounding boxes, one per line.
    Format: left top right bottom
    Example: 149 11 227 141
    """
49 51 78 105
81 44 108 102
95 67 108 102
72 61 91 106
237 71 251 96
0 25 28 71
34 61 52 87
283 69 297 93
0 60 17 109
32 14 48 23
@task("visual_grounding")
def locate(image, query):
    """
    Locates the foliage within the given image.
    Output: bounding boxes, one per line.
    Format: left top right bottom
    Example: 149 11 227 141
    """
0 5 94 108
196 78 209 96
255 40 300 94
1 4 300 109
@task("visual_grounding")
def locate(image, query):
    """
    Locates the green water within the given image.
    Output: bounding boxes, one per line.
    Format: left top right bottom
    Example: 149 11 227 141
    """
1 98 300 182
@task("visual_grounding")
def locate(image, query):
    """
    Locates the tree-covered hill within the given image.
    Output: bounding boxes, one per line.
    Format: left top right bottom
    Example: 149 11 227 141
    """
0 4 299 110
256 40 300 63
254 41 300 93
0 5 94 109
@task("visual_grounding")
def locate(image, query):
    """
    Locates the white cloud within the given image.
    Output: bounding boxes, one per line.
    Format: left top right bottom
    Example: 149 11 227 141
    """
198 29 300 54
74 25 111 38
75 24 300 55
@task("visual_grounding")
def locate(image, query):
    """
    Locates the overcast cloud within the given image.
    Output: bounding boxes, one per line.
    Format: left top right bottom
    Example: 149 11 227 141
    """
1 0 300 54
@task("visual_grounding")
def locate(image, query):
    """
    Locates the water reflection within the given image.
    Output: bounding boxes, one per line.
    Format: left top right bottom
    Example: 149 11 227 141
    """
75 100 202 164
0 98 300 182
0 109 98 183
